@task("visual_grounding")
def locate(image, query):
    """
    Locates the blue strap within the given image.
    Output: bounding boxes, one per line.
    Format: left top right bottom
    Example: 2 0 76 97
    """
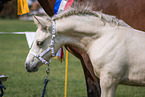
54 0 62 14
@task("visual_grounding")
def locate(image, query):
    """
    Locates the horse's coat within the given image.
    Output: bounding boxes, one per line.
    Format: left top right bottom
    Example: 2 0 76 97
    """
25 8 145 97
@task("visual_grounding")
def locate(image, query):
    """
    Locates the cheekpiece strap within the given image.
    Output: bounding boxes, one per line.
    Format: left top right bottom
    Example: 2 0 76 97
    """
50 21 56 57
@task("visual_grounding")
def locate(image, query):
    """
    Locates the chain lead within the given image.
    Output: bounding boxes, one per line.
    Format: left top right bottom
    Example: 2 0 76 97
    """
45 66 50 81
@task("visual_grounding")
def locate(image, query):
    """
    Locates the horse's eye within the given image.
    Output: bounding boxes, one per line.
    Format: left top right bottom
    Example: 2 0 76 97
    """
37 41 44 47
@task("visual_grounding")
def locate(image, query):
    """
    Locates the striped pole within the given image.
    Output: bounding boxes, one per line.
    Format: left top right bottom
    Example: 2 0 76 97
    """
64 50 69 97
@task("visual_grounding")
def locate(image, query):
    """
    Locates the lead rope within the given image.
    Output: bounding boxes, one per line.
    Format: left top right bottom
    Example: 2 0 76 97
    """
41 66 50 97
41 58 52 97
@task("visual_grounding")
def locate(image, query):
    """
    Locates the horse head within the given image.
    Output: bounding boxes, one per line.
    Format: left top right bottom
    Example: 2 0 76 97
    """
25 16 59 72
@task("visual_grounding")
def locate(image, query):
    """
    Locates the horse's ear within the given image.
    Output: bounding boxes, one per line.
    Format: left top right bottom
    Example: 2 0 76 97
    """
33 15 46 28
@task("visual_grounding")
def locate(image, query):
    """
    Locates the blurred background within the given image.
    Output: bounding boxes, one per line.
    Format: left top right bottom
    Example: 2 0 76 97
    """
0 0 46 19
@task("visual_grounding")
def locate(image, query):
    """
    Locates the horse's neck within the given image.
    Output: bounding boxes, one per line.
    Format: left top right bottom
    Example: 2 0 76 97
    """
55 15 105 51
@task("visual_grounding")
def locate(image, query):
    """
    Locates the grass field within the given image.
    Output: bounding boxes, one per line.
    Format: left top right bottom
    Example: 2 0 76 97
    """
0 19 145 97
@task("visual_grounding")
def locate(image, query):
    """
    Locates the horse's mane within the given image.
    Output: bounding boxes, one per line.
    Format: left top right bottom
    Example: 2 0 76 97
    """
52 2 130 27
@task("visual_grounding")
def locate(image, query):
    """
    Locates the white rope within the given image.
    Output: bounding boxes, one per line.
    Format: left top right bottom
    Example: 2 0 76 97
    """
0 32 32 34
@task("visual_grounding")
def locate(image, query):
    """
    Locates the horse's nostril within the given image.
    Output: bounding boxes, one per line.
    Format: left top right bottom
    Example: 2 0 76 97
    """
26 66 30 72
25 63 32 72
33 66 38 72
27 69 32 72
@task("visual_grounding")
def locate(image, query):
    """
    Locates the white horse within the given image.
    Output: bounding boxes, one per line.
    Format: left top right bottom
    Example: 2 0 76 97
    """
25 8 145 97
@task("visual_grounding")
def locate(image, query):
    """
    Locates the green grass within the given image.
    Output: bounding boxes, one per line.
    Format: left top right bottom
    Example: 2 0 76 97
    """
0 19 36 32
0 19 145 97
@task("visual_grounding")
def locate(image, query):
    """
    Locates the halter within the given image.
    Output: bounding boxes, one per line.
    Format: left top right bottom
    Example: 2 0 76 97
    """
30 20 56 66
29 21 56 97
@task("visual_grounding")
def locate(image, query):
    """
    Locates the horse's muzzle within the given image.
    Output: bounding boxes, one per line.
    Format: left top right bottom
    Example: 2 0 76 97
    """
25 62 38 72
